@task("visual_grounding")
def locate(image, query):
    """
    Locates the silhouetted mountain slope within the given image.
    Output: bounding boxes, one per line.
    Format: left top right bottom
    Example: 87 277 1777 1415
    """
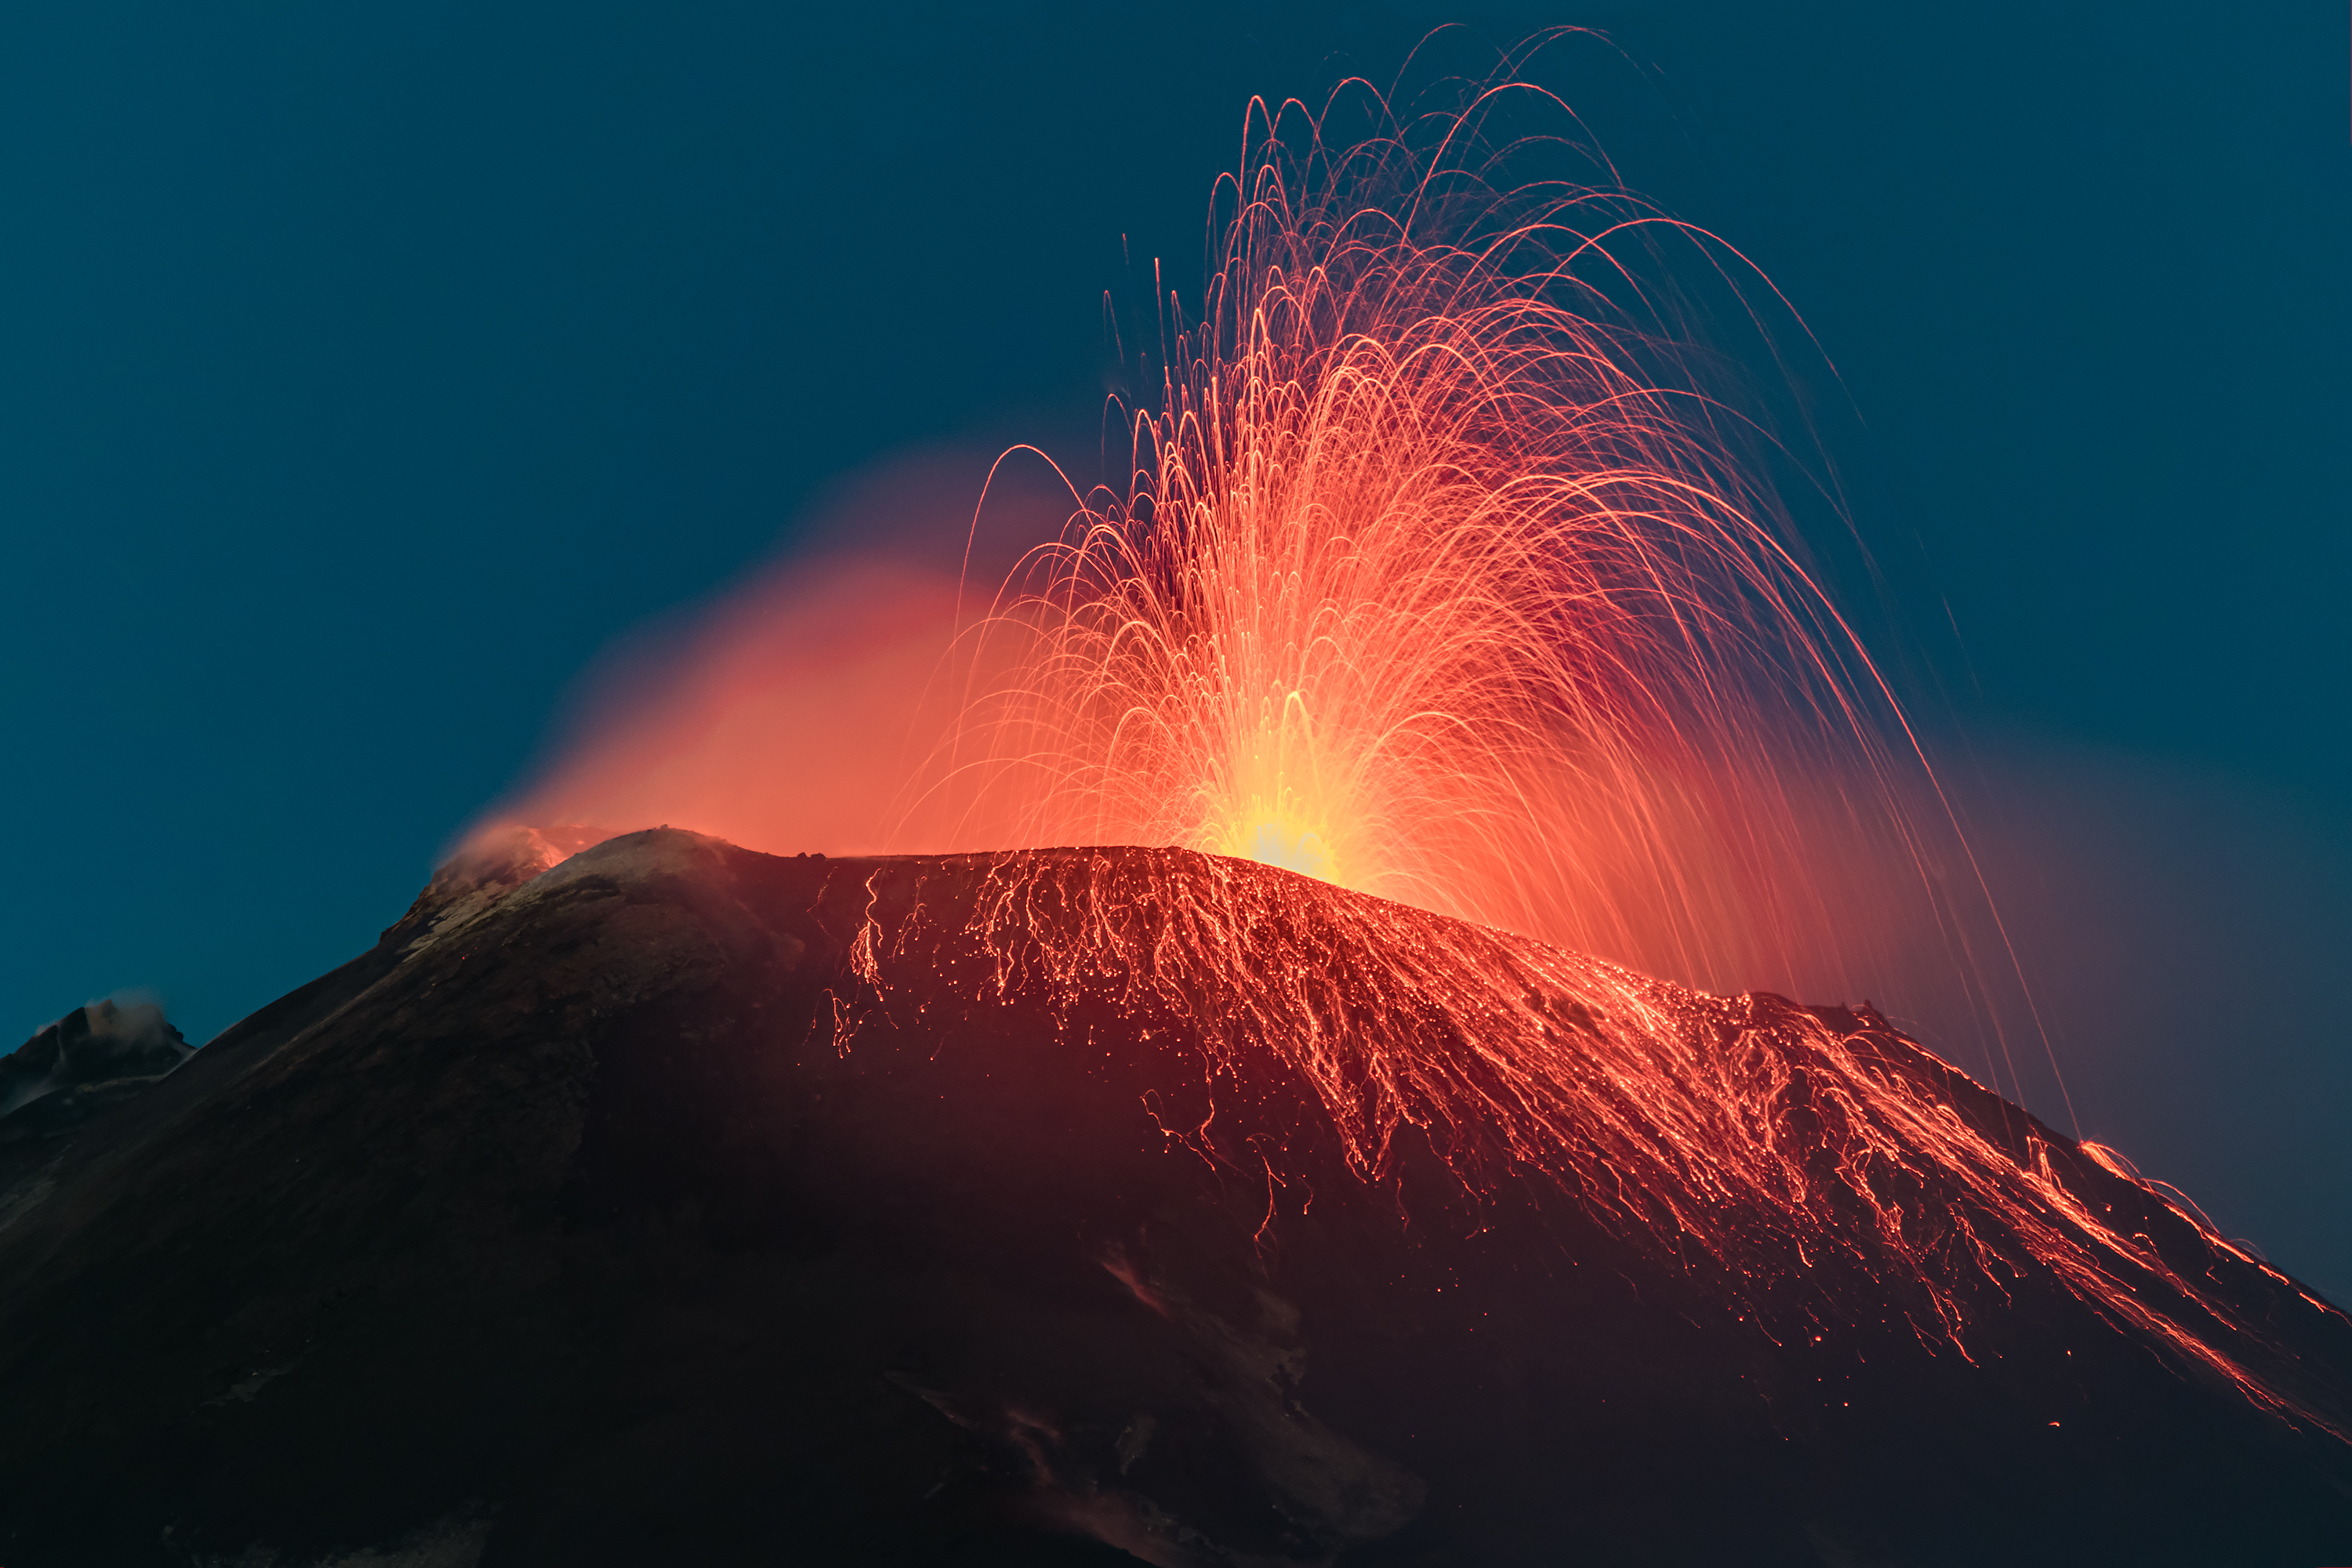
1 829 2346 1566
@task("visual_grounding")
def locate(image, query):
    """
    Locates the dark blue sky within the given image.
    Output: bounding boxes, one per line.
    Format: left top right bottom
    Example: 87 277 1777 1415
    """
5 3 2346 1290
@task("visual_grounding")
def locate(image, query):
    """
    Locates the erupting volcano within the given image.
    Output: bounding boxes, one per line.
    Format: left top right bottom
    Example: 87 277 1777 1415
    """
515 83 2002 1015
2 71 2345 1568
930 93 1907 984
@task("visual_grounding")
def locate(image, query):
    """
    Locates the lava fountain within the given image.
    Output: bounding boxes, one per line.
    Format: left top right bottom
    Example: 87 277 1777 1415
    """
503 78 2050 1094
474 74 2352 1437
913 84 1975 1014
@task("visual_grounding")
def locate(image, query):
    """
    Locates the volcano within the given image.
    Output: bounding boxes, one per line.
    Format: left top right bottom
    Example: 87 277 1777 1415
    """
1 829 2346 1566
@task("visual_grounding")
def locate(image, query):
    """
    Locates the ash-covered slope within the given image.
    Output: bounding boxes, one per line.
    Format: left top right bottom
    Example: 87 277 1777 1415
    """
0 829 2346 1567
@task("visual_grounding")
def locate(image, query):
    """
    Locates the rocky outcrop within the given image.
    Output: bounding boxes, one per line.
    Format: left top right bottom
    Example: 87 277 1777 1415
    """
0 830 2345 1566
0 998 194 1141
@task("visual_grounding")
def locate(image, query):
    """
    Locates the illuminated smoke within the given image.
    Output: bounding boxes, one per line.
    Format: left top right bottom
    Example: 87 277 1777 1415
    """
482 451 1062 861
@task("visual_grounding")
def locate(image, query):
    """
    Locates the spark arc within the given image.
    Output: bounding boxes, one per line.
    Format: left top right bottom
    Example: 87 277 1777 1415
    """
926 90 1928 1004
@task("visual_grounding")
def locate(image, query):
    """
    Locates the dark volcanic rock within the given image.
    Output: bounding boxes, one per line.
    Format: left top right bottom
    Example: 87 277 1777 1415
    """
0 829 2346 1566
0 997 193 1142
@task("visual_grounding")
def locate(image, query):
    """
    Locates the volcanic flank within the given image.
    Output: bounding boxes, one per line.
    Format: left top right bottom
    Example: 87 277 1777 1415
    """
1 829 2347 1566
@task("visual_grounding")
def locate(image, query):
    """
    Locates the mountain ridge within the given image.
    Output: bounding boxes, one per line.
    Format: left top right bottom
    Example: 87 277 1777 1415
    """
0 828 2345 1566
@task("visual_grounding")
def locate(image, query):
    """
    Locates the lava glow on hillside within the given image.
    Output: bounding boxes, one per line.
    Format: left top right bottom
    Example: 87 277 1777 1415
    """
831 844 2350 1442
477 77 2350 1439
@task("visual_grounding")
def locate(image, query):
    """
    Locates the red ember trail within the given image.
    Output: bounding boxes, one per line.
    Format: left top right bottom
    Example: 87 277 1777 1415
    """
831 845 2349 1440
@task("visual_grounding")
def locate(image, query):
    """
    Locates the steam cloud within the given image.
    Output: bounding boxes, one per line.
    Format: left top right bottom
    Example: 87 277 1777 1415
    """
1 996 193 1123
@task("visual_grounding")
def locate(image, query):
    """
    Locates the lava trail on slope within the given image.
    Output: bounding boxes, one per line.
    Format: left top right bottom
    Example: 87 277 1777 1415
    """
0 829 2345 1566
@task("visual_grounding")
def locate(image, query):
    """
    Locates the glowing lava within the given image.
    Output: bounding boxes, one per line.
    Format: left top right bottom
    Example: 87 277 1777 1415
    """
825 841 2352 1444
916 82 1958 1018
1222 813 1338 884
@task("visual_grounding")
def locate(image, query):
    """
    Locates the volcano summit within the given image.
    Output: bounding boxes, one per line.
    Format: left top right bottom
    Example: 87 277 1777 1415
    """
0 829 2347 1566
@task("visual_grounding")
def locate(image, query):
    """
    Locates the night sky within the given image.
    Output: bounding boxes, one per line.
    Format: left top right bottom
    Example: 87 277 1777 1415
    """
5 4 2346 1295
